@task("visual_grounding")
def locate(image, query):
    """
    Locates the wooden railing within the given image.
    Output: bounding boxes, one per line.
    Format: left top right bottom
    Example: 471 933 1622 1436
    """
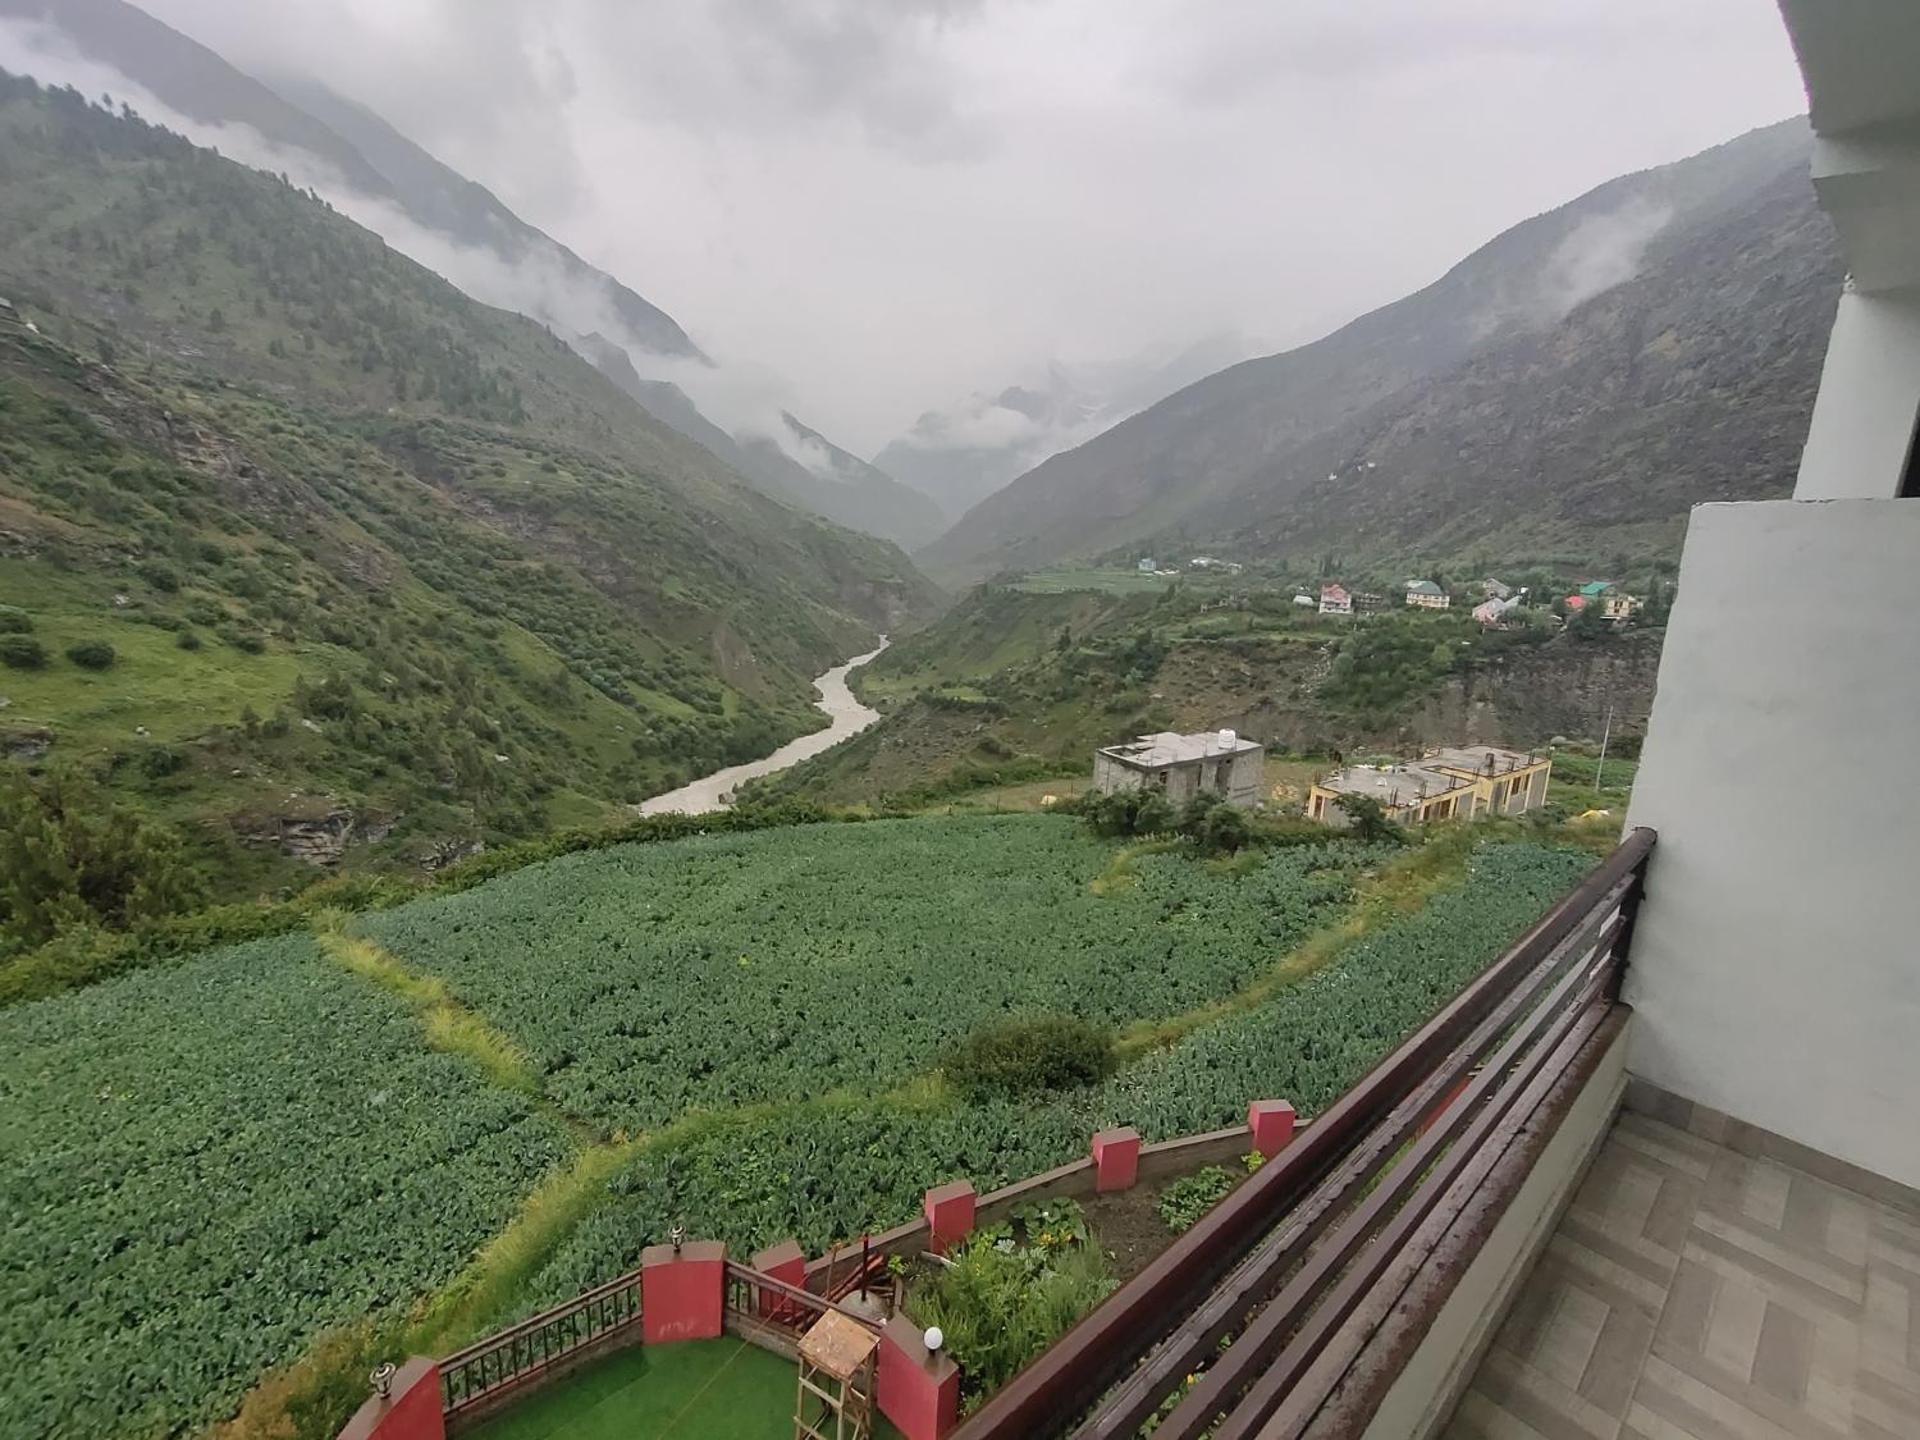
439 1268 641 1421
953 827 1655 1440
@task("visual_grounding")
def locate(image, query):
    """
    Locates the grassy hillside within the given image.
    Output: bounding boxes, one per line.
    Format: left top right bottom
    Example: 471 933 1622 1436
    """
754 582 1660 808
0 73 937 907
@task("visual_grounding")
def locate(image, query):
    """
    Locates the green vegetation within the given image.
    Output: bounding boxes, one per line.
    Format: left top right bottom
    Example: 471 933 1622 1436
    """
0 73 931 905
946 1015 1118 1103
0 768 206 950
357 816 1376 1130
0 933 569 1440
1157 1166 1237 1233
908 1199 1115 1412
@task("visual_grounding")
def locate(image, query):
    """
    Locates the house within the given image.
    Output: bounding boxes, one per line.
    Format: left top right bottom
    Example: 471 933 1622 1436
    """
1471 594 1520 627
1572 580 1640 622
1136 557 1156 573
1404 579 1451 609
1480 578 1514 600
1352 590 1391 613
1318 582 1353 616
1290 591 1316 609
1092 729 1265 809
1306 745 1549 826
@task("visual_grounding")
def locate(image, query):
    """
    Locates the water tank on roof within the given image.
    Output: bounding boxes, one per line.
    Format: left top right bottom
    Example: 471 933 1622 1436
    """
1219 728 1236 748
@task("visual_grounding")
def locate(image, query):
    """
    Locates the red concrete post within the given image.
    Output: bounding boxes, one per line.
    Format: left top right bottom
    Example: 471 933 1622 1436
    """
1248 1098 1297 1158
877 1313 961 1440
640 1239 726 1344
334 1357 443 1440
751 1238 806 1322
1091 1126 1141 1193
923 1179 976 1253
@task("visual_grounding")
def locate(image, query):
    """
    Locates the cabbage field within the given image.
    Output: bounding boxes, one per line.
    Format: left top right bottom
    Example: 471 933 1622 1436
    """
359 817 1377 1129
0 935 569 1440
514 839 1595 1307
0 813 1596 1440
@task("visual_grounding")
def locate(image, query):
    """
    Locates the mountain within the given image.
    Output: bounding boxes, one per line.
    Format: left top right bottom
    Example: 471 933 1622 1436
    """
919 120 1827 585
578 335 944 549
0 72 935 896
875 334 1258 523
0 0 942 549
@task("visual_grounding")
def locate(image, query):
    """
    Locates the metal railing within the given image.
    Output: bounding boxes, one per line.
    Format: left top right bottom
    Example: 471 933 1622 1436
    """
439 1268 642 1420
723 1262 885 1344
954 827 1655 1440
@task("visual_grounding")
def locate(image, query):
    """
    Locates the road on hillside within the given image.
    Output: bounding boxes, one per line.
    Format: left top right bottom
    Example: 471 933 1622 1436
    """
634 638 888 816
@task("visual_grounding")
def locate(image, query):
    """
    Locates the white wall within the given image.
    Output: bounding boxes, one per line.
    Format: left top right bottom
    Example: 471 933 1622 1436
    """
1794 288 1920 500
1625 499 1920 1190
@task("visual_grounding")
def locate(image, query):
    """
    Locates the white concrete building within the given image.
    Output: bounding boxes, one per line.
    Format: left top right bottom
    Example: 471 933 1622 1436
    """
1092 729 1264 808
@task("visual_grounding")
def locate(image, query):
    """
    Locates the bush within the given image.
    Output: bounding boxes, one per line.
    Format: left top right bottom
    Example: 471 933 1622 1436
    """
175 629 202 651
1334 792 1406 846
1157 1166 1236 1232
1079 788 1176 839
65 641 116 670
1177 797 1252 855
945 1014 1116 1102
138 560 181 592
0 636 48 669
909 1200 1114 1412
0 605 33 634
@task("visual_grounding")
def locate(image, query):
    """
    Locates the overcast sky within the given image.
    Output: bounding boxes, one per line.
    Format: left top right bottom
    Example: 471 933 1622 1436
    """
127 0 1807 454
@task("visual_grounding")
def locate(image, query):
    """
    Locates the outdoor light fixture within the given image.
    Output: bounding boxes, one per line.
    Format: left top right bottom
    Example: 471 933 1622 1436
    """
923 1326 944 1353
369 1362 396 1400
670 1223 686 1254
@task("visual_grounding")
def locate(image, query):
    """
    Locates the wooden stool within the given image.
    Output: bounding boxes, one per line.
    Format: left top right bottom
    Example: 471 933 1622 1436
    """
794 1309 880 1440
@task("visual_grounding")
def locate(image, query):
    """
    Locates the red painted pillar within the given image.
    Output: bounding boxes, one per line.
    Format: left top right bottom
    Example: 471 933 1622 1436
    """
1092 1126 1141 1192
751 1237 807 1322
877 1313 961 1440
1248 1099 1297 1158
923 1179 976 1254
334 1357 443 1440
640 1239 726 1343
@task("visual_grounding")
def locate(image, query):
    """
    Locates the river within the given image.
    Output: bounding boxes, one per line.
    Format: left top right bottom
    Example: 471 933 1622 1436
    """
634 638 888 816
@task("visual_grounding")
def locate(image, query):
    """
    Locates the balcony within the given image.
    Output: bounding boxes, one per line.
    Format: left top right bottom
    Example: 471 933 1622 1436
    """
946 828 1920 1439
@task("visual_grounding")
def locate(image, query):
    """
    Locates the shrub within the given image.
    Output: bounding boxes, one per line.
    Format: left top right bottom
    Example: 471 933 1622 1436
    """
175 629 202 651
1335 792 1406 846
945 1014 1116 1102
65 641 116 670
1157 1166 1235 1232
0 605 32 634
1178 797 1252 855
1079 788 1176 839
909 1200 1114 1411
0 636 48 669
137 560 181 592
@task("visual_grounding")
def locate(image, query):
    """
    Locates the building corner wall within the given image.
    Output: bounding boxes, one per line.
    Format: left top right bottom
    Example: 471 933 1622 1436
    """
1624 499 1920 1192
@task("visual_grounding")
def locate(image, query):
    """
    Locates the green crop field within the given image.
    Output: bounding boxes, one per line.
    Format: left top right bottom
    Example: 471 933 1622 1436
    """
0 934 569 1440
0 815 1595 1440
359 817 1380 1130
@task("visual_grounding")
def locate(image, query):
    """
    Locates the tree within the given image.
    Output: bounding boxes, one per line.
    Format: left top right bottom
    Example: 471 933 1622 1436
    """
1335 792 1406 846
0 770 207 951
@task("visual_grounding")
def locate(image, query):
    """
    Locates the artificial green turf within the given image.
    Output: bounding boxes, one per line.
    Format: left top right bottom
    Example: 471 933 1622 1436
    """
466 1340 804 1440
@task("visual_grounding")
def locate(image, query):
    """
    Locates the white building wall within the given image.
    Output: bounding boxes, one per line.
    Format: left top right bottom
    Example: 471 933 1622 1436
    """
1793 287 1920 500
1624 499 1920 1190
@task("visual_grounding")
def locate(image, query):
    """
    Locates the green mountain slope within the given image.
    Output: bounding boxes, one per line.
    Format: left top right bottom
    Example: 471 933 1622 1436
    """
918 120 1821 585
0 73 935 899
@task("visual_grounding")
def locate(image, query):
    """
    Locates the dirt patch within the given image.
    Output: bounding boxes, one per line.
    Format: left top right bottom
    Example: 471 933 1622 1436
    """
1083 1183 1180 1282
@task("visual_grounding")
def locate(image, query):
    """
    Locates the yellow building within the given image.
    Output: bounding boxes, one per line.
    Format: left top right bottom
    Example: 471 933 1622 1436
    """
1308 746 1551 826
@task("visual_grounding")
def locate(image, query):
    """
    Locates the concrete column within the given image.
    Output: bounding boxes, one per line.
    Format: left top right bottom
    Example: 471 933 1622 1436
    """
877 1314 961 1440
923 1180 976 1253
335 1357 443 1440
1248 1099 1296 1158
1794 286 1920 500
1092 1127 1141 1192
640 1240 726 1344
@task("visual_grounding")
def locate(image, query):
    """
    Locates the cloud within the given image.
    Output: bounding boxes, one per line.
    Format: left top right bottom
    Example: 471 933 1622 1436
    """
35 0 1808 453
1539 198 1676 319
